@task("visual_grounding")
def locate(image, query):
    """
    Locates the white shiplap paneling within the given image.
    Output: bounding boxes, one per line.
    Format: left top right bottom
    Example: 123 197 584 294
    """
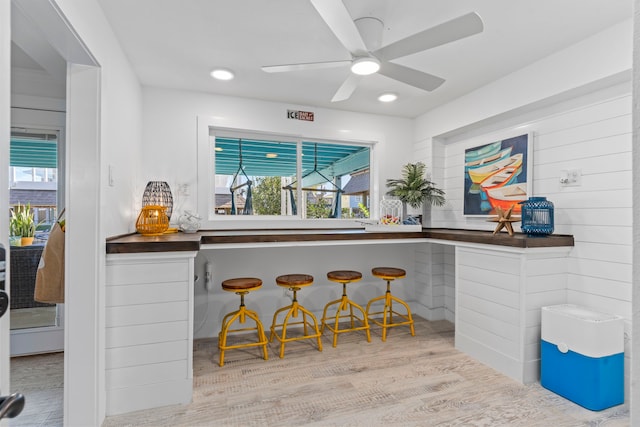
431 88 631 391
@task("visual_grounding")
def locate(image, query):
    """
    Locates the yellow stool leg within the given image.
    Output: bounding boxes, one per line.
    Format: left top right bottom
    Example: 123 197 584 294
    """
366 278 415 341
351 299 371 343
270 304 293 343
297 304 323 352
389 294 415 336
218 291 269 366
243 308 269 361
272 294 323 357
321 298 342 334
219 309 243 367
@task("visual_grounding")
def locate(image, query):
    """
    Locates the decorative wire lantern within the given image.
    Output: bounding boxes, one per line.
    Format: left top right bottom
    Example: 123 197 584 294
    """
519 196 554 237
142 181 173 220
136 205 170 236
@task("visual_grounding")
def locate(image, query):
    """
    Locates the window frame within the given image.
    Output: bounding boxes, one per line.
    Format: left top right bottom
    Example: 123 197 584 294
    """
197 119 378 229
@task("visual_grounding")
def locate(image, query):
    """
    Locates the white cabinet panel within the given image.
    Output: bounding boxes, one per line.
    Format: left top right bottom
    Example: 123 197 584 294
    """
106 281 188 307
106 321 188 348
106 340 188 369
106 301 189 328
105 251 196 415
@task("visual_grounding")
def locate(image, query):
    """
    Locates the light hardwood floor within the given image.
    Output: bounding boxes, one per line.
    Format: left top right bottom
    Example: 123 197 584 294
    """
10 316 630 426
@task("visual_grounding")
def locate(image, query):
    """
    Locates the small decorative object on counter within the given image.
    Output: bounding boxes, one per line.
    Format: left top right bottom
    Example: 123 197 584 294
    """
142 181 174 220
519 196 554 237
136 205 170 236
488 205 521 236
178 210 201 233
364 198 421 232
379 198 403 225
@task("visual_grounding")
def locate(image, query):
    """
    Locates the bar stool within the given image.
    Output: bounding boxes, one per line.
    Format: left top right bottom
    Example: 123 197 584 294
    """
218 277 269 367
366 267 415 342
269 274 323 358
321 270 371 347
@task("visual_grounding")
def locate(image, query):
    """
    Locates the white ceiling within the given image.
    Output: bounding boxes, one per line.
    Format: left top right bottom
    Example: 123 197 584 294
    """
15 1 634 118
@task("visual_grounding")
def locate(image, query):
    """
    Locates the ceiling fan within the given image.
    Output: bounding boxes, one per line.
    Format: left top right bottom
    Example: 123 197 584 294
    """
262 0 484 102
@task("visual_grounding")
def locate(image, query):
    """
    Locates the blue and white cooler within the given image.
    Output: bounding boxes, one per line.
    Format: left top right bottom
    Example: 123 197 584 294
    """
541 304 624 411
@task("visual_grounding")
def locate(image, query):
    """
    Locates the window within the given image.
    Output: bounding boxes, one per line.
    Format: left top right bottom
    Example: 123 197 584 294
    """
212 133 371 219
9 130 59 241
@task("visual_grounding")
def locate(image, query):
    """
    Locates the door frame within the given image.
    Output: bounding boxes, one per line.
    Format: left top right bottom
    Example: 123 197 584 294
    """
0 0 11 398
9 1 103 425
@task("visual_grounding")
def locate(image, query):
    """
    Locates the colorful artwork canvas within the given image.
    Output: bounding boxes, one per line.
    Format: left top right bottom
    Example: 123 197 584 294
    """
463 133 531 216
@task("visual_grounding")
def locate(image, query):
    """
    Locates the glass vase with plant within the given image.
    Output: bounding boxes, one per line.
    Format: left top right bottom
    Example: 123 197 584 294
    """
386 162 445 221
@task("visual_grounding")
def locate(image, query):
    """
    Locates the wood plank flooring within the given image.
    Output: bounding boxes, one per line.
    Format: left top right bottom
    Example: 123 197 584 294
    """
10 316 630 426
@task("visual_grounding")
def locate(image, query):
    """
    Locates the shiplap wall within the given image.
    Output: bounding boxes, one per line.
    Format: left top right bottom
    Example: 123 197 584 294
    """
443 245 455 322
105 253 196 415
428 87 632 392
432 89 632 315
455 246 570 383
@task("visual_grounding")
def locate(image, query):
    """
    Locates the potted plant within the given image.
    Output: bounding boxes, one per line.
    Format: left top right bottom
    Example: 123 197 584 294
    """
9 211 21 246
386 162 445 222
11 202 36 246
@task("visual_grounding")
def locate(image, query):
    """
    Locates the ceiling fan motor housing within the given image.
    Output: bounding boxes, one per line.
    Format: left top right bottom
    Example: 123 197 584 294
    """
354 17 384 52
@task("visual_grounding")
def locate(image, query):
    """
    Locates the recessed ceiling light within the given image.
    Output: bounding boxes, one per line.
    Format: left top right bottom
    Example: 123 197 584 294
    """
215 147 223 152
210 68 235 80
378 93 398 103
266 153 278 158
351 57 380 76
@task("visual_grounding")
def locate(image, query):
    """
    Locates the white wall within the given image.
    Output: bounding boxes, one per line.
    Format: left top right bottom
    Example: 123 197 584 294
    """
141 87 414 225
55 0 143 238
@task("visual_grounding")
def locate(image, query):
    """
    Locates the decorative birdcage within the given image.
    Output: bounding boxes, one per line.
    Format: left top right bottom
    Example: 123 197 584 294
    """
519 197 554 237
379 198 402 225
136 205 170 236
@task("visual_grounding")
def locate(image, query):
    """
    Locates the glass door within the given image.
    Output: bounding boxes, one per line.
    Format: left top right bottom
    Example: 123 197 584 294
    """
8 128 64 355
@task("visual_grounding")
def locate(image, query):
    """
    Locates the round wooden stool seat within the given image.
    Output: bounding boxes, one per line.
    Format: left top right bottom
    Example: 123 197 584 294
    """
275 274 314 288
327 270 362 283
372 267 406 280
222 277 262 292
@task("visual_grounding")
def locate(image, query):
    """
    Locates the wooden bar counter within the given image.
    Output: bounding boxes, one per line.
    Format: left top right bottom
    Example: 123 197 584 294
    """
106 227 574 253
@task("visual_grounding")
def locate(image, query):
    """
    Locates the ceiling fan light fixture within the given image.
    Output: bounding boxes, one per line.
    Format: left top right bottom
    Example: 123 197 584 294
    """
378 93 398 103
350 57 380 76
210 68 235 80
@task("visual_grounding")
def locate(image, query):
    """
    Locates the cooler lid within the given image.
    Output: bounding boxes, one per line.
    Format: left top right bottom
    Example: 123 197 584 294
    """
542 304 621 323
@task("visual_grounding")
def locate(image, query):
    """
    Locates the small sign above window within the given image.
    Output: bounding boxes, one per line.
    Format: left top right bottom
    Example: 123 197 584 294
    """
287 109 314 122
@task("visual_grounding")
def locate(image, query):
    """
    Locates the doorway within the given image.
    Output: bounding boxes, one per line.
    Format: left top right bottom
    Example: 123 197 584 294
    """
8 124 65 355
5 0 103 425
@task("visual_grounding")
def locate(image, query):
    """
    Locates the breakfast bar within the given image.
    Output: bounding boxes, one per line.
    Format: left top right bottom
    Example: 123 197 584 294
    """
105 228 574 415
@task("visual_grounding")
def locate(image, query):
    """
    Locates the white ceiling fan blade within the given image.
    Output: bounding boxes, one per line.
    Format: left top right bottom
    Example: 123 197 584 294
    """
374 12 484 61
310 0 368 56
331 74 362 102
262 60 351 73
378 62 445 92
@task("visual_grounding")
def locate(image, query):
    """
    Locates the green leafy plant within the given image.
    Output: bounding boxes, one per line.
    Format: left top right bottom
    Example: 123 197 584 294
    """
358 202 370 218
386 162 445 210
10 202 36 237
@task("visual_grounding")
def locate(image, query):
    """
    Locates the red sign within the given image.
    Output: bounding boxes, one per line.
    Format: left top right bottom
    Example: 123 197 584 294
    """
287 109 314 122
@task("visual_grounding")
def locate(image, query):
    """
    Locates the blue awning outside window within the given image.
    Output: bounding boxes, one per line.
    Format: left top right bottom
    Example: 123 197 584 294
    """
10 137 58 168
214 137 369 181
